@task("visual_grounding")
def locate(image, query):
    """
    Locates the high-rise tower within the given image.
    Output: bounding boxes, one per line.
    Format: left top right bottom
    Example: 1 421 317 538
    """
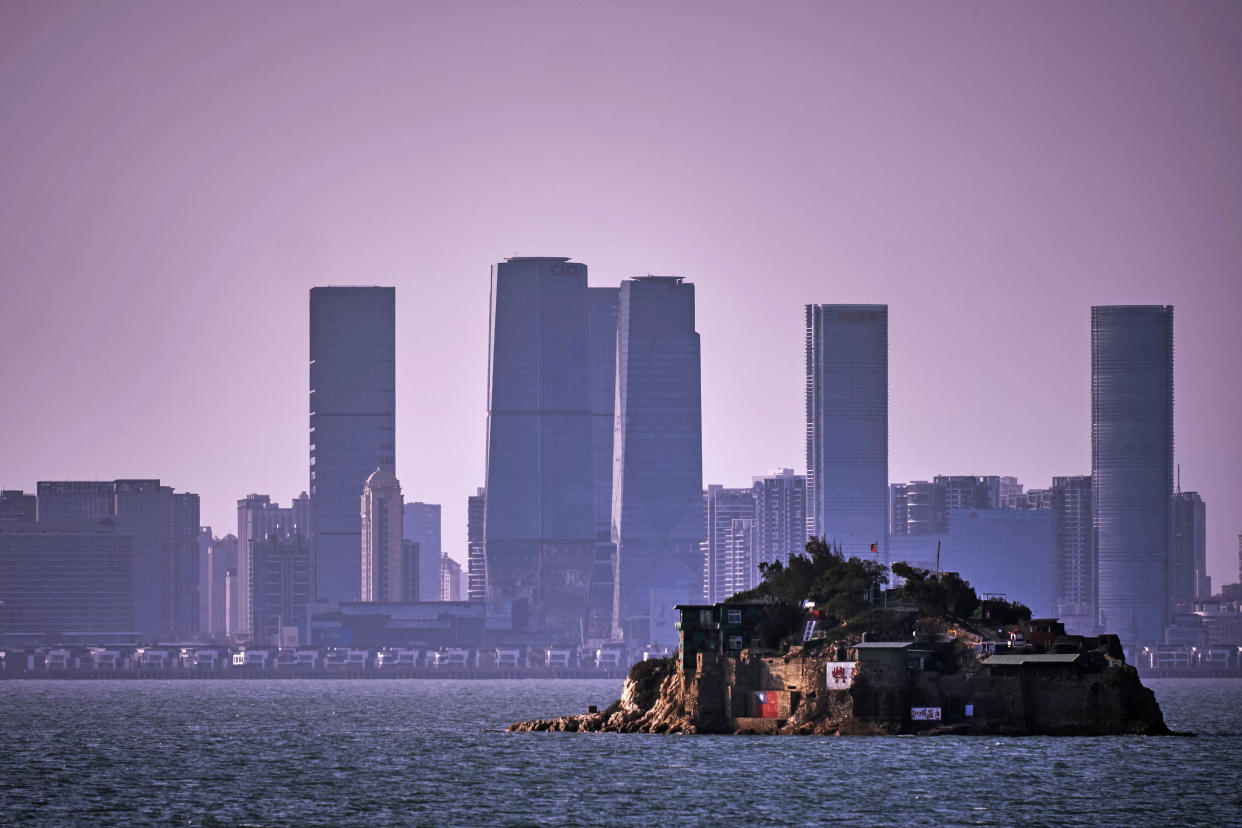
1091 305 1173 647
587 286 620 642
613 276 703 646
805 304 888 559
361 469 409 602
309 286 396 604
483 257 595 641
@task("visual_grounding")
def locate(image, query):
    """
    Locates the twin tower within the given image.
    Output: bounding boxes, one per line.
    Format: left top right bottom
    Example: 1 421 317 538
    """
485 257 703 646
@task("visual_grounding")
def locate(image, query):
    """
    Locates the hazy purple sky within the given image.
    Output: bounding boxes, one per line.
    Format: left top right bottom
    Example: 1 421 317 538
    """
2 2 1240 586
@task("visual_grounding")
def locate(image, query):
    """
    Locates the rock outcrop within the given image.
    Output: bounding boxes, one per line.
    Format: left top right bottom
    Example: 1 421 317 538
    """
509 637 1173 736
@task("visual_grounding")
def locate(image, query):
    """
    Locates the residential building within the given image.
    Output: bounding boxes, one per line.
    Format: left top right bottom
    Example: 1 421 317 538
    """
361 470 410 602
236 494 301 638
249 529 313 646
205 534 238 637
1171 490 1207 614
1092 305 1174 646
1051 475 1094 634
805 304 888 560
614 276 704 646
35 479 199 640
0 518 135 639
35 481 113 520
309 286 396 604
752 469 807 569
0 490 36 523
441 554 463 601
466 487 486 602
702 486 757 603
483 257 596 642
403 502 442 602
889 481 946 536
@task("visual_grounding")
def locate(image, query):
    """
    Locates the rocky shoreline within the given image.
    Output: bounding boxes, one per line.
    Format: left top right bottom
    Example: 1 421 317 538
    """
510 634 1174 737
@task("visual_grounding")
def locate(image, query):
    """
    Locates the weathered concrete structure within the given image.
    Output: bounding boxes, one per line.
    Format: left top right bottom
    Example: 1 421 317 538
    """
510 629 1171 736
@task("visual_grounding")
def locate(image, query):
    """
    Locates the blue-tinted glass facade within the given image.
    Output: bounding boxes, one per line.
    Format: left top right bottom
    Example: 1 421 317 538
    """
484 258 595 642
403 502 442 602
309 287 396 604
1092 305 1173 646
587 287 619 641
613 277 703 646
805 304 888 560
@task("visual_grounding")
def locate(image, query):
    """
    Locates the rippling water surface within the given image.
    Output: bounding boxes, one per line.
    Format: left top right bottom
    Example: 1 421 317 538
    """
1 678 1239 826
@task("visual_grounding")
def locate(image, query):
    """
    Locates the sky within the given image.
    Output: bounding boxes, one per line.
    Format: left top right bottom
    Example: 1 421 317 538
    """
1 1 1240 587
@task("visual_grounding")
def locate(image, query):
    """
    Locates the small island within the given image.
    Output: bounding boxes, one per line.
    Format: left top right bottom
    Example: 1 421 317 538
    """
511 541 1171 736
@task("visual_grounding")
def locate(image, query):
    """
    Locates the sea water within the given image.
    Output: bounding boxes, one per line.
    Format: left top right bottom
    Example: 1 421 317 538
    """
1 678 1238 826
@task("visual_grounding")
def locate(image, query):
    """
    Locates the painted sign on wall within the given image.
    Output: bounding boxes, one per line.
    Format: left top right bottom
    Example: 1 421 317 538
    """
826 661 856 690
910 707 942 721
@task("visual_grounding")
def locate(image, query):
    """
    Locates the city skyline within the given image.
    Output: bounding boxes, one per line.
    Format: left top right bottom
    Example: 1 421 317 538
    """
2 3 1240 588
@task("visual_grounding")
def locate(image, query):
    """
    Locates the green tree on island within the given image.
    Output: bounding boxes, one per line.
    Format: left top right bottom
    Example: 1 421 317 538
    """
728 538 1032 648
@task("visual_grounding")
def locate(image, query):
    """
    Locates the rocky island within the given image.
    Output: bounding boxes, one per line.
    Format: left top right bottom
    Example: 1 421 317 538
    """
511 542 1171 736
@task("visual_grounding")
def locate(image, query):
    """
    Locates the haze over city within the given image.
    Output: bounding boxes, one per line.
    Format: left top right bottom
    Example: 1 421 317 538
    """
2 1 1240 588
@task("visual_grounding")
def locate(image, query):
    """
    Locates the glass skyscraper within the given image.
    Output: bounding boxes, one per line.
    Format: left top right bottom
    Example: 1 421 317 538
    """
484 257 595 642
613 276 703 646
587 286 620 642
1091 305 1173 647
805 304 889 560
309 286 396 604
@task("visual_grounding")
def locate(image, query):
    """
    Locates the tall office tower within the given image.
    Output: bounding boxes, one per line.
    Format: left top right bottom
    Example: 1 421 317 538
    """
205 534 238 637
702 486 757 603
614 276 704 646
805 304 888 560
752 470 808 571
236 495 298 638
466 487 487 602
1092 305 1174 647
1171 490 1207 614
889 481 947 536
1051 476 1094 634
361 470 409 602
441 554 464 601
587 286 620 642
403 502 442 602
0 490 36 522
484 257 595 642
309 286 396 604
0 518 134 635
249 529 313 645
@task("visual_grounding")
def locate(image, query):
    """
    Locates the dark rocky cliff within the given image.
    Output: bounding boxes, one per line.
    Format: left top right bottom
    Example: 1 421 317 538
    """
509 641 1172 736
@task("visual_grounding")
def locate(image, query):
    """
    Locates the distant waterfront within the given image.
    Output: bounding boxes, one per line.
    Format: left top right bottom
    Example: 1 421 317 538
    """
1 679 1238 826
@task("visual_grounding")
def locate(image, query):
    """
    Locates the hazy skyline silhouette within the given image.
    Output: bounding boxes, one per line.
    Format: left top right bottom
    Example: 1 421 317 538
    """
2 2 1240 585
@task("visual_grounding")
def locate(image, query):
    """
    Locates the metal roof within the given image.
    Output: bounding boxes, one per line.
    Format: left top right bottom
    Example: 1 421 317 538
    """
851 641 919 650
985 653 1081 666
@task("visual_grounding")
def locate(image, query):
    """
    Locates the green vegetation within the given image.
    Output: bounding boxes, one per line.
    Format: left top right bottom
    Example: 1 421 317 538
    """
890 562 979 618
725 538 1036 649
729 538 889 646
980 596 1033 626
